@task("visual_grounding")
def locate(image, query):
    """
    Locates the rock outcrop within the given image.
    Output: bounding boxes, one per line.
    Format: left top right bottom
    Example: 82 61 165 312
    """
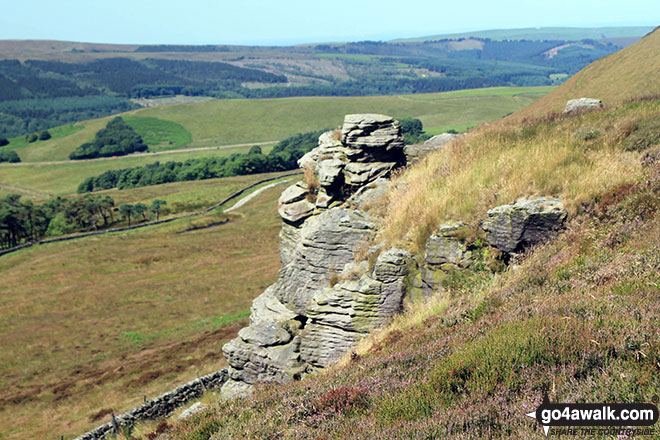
482 197 567 253
564 98 603 114
413 221 473 297
404 132 459 163
221 114 412 398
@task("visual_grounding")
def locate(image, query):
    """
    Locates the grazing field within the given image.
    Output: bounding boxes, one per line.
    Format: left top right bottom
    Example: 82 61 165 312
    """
1 86 552 163
139 86 554 149
0 145 275 198
122 116 193 152
0 172 290 439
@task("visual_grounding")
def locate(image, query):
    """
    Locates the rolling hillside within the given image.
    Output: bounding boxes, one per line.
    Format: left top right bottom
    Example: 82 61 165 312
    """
0 86 551 196
162 27 660 440
395 26 654 43
0 172 293 439
514 26 660 118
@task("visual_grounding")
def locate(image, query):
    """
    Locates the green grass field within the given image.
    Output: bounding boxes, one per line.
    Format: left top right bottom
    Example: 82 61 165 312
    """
0 145 274 197
0 86 551 198
123 116 193 151
0 172 290 440
3 86 552 162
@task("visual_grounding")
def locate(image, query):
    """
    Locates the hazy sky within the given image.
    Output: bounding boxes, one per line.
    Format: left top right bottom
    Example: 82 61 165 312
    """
2 0 659 45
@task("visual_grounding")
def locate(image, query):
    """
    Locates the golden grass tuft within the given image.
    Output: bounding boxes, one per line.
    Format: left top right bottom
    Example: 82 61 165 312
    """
380 101 657 254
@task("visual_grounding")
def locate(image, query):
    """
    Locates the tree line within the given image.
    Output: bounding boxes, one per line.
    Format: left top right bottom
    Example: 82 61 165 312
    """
77 129 327 193
0 194 114 248
0 193 169 248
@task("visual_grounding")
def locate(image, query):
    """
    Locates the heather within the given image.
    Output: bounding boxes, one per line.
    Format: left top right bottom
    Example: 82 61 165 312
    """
160 100 660 440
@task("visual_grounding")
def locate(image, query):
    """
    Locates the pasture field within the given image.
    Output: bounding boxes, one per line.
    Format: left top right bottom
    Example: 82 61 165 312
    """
122 116 193 152
139 86 553 149
0 172 291 439
0 87 551 197
0 145 275 198
1 86 552 163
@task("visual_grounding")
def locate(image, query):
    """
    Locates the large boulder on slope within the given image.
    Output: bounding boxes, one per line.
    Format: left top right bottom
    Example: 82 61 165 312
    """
482 197 567 253
404 132 459 163
425 221 472 269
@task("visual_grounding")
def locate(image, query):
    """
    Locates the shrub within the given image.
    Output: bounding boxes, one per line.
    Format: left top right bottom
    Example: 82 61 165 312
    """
38 130 51 140
0 137 8 146
25 133 38 143
0 150 20 163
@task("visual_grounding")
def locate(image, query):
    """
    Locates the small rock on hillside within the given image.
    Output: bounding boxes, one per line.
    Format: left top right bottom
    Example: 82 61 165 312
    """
564 98 603 114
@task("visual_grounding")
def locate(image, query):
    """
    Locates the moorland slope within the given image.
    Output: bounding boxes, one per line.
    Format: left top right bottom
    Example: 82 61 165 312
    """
514 26 660 119
162 28 660 440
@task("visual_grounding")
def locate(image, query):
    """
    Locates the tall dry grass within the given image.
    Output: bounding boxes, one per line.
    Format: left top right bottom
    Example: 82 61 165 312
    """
381 100 658 253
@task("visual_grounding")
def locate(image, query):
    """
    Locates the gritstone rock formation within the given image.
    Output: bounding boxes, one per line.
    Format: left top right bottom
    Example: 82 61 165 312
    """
404 132 459 163
221 114 412 399
482 197 568 253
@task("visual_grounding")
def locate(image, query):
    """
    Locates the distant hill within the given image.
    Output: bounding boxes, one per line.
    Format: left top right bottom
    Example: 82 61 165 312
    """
0 29 640 138
513 26 660 119
395 26 655 43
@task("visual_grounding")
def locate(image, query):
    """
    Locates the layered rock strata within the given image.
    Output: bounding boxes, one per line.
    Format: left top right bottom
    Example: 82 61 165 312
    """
222 114 411 398
482 197 568 253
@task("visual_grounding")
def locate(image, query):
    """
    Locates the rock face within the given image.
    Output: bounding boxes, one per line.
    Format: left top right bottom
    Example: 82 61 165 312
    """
414 221 472 297
404 132 459 163
221 115 412 398
482 197 567 253
564 98 603 114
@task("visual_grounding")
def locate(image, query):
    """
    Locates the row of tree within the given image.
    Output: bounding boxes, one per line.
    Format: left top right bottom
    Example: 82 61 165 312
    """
78 129 327 193
0 194 114 248
0 193 169 248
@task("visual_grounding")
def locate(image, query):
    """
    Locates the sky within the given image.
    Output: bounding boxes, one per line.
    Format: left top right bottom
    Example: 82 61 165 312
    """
2 0 659 45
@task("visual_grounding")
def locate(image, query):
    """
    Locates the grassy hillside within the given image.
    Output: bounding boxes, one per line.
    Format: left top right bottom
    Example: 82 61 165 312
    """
139 87 552 148
0 87 550 197
2 86 552 161
395 26 654 42
158 35 660 440
514 28 660 119
0 172 292 439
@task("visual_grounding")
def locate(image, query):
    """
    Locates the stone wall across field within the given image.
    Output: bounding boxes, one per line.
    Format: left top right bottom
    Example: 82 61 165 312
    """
74 369 227 440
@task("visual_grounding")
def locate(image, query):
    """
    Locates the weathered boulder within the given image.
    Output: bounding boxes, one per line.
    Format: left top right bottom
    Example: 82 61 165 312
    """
482 197 567 253
278 182 315 224
425 221 472 269
344 162 395 187
564 98 603 114
404 132 459 163
341 114 405 154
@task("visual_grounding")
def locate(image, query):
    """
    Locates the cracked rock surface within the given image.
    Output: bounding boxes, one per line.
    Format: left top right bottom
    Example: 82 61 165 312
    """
221 115 411 398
